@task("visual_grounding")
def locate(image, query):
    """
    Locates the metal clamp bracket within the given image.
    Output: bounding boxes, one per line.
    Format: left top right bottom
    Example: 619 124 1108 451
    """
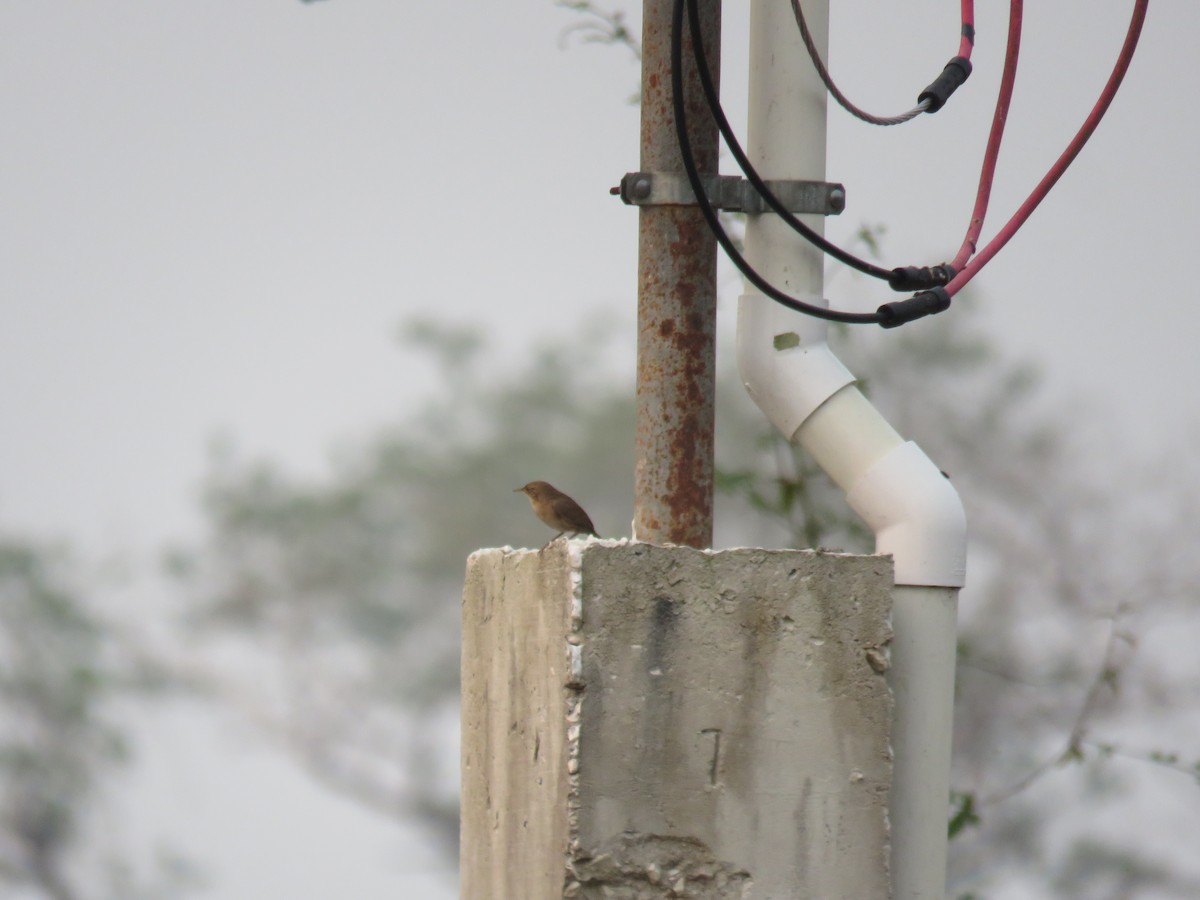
612 172 845 215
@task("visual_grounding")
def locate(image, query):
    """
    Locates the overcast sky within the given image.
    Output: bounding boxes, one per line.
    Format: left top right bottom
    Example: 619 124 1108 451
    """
2 1 1195 896
4 1 1196 555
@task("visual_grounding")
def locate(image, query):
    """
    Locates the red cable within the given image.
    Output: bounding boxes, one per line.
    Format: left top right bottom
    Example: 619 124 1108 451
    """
950 0 1022 272
957 0 976 59
946 0 1149 296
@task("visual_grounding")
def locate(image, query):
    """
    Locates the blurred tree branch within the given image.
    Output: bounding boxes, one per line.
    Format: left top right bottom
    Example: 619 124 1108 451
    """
0 540 201 900
555 1 641 60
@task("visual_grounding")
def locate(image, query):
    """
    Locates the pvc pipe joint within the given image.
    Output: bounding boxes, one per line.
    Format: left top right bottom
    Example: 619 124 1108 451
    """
845 441 967 588
736 292 854 438
736 293 967 589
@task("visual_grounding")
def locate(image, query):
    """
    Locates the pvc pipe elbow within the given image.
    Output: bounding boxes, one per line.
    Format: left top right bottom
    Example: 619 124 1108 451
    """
845 441 967 588
737 293 966 588
736 293 855 439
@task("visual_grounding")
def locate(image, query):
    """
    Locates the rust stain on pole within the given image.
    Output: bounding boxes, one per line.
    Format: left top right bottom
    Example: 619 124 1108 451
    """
635 0 721 548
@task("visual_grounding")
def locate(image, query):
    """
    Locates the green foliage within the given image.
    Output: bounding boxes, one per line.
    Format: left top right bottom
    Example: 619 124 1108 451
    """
714 431 869 551
555 1 641 61
852 223 887 261
0 540 200 899
1051 837 1200 897
0 543 125 854
0 542 127 897
554 0 642 103
948 791 979 839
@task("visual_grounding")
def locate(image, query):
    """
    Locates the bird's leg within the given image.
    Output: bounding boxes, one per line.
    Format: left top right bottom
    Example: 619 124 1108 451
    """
540 531 565 551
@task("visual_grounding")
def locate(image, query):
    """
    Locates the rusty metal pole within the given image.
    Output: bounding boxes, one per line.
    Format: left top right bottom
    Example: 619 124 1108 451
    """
634 0 721 548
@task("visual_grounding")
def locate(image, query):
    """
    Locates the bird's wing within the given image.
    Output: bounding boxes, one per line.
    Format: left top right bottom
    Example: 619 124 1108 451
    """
553 495 597 535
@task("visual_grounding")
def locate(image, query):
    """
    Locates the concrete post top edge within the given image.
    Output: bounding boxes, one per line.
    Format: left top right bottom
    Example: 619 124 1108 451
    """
471 540 895 563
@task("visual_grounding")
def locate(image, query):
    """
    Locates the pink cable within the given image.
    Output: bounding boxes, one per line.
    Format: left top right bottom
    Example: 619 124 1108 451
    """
958 0 976 59
950 0 1022 272
946 0 1149 296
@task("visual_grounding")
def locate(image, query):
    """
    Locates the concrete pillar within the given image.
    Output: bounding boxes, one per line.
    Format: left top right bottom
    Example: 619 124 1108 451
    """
461 542 893 899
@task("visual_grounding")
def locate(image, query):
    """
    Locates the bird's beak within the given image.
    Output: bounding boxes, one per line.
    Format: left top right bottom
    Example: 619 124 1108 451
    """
513 487 524 493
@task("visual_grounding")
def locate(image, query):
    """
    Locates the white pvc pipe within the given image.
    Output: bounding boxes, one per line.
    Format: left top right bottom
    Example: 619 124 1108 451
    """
887 585 959 899
740 1 967 896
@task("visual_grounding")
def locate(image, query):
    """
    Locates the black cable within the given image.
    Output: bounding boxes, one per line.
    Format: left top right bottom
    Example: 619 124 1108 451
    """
671 0 882 325
790 0 975 125
685 0 950 294
683 0 896 284
673 0 951 328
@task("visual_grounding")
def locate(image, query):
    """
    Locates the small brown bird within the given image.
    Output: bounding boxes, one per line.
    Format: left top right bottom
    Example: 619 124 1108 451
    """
514 481 598 547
